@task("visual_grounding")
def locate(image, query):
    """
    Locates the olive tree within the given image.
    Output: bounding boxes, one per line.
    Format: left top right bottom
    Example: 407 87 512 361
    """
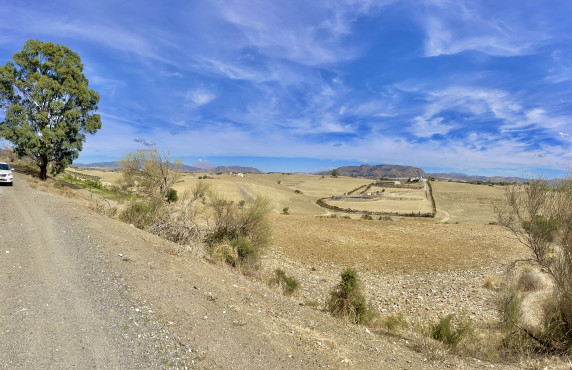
0 40 101 180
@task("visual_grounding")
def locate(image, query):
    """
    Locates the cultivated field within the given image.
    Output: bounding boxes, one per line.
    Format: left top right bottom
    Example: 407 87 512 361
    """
431 181 507 223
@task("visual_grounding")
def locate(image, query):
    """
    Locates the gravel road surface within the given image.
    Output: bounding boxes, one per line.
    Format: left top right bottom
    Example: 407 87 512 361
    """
0 176 190 368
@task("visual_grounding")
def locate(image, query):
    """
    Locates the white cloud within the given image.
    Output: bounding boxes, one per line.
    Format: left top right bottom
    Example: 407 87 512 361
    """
185 88 216 107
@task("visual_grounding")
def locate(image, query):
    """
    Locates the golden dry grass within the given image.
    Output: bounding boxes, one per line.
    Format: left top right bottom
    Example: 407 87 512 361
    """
82 170 510 223
431 181 506 223
270 214 525 273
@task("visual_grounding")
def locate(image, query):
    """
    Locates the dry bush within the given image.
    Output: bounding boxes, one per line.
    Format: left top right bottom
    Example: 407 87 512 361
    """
119 148 181 198
148 182 211 246
517 269 545 292
483 276 502 291
90 198 118 217
495 176 572 352
205 195 272 271
411 331 451 362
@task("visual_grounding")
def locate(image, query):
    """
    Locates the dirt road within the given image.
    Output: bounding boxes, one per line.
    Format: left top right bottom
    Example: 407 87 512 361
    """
0 177 192 368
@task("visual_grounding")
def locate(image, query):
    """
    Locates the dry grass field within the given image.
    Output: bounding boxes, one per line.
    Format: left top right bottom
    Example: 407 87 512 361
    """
81 168 524 283
269 214 522 273
431 181 507 223
80 169 508 221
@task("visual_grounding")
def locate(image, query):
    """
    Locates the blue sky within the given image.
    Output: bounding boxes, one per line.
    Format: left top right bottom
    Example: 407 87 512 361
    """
1 0 571 177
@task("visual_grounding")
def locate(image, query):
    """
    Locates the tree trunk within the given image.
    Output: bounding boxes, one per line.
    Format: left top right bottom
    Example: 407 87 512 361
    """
39 156 48 181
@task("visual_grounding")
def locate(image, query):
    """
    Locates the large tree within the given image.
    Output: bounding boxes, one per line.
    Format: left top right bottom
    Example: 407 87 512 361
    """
0 40 101 180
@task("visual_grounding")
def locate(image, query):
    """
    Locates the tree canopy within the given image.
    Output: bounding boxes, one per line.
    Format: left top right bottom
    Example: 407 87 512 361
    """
0 40 101 180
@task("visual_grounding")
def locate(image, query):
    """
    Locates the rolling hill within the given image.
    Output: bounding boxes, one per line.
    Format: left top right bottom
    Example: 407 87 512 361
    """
319 164 426 179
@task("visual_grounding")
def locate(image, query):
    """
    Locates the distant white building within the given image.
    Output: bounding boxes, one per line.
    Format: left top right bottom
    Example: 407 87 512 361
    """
377 180 401 185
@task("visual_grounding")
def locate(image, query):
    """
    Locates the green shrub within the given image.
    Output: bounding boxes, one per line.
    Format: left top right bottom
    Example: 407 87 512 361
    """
119 198 162 229
165 188 178 203
84 179 103 189
360 214 373 220
327 268 377 325
282 207 289 215
431 314 474 349
232 236 257 267
294 189 302 194
522 215 559 243
378 215 392 221
272 269 299 295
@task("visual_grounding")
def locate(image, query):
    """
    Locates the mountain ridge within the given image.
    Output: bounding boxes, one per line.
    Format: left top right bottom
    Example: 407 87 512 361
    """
318 164 426 179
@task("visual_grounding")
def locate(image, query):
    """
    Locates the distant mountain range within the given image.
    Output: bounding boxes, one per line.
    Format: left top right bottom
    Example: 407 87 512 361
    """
318 164 562 184
73 161 121 169
211 166 262 174
73 161 262 174
318 164 426 179
427 172 528 184
74 161 559 184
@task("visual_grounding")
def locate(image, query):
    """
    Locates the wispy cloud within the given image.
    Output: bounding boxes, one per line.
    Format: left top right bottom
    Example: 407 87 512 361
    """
213 0 386 65
409 116 455 138
421 1 547 57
